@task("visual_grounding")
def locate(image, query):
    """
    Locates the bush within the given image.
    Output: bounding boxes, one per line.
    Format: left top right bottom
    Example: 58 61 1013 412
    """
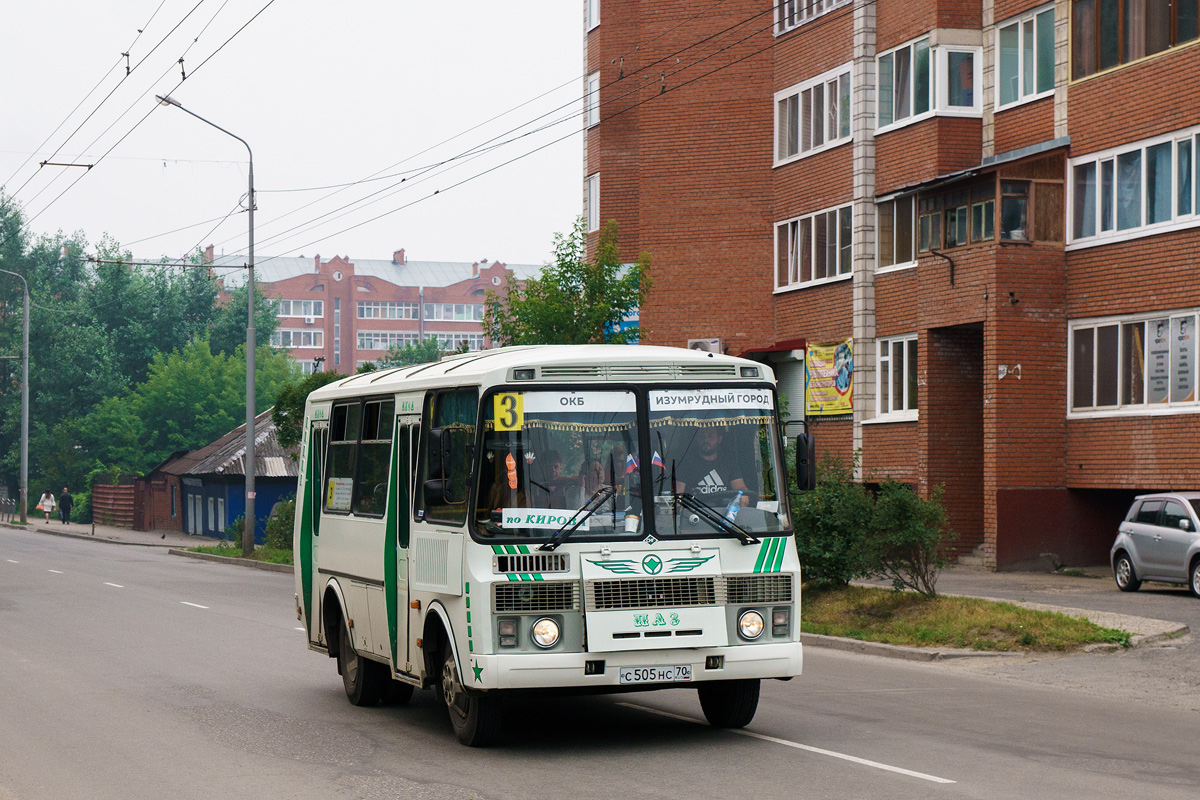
265 496 295 551
791 451 874 589
222 515 245 547
861 480 955 597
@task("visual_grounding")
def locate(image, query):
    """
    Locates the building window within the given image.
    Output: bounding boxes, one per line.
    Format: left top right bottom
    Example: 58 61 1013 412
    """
425 333 485 351
170 484 177 518
1069 127 1200 245
776 0 852 34
358 301 418 319
1072 0 1199 78
276 299 324 318
1070 312 1197 412
878 38 981 130
271 329 324 348
586 173 599 232
997 6 1055 108
918 162 1063 251
423 303 484 321
585 72 600 127
878 195 917 268
775 205 853 290
877 335 919 417
775 65 852 164
358 331 420 351
586 0 599 30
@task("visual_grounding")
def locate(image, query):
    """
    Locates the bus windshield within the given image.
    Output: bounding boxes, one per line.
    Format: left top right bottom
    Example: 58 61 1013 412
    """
646 388 789 536
476 389 643 540
474 386 789 541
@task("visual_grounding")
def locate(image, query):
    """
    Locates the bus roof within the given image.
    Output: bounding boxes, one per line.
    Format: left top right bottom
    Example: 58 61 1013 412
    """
306 345 775 404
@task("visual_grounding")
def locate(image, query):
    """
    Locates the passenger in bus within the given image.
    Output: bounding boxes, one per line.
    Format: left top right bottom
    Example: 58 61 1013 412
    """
530 450 579 508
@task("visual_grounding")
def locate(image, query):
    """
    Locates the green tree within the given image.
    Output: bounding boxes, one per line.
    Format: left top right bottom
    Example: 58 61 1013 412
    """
272 369 344 452
484 218 650 346
862 480 955 598
791 451 875 590
376 337 444 368
208 283 278 356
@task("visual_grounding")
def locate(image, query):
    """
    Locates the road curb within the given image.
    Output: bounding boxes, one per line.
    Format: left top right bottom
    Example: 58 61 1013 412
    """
168 547 294 574
0 520 174 546
800 632 1027 661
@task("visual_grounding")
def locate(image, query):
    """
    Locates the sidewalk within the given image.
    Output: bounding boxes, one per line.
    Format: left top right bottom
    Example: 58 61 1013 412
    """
0 517 222 549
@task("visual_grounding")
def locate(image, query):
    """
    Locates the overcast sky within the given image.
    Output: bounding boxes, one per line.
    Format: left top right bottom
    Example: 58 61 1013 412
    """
1 1 583 267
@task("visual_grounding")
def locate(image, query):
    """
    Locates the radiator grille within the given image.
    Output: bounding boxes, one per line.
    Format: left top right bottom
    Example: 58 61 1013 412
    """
539 365 605 379
494 552 569 574
607 365 675 379
678 364 738 377
493 581 580 613
726 574 793 604
586 577 718 610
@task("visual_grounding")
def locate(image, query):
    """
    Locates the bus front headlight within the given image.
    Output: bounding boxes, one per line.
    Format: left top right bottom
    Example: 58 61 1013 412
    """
531 617 560 648
738 610 765 641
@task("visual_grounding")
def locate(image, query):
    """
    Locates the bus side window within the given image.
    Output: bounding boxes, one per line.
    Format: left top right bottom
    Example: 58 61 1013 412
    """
353 398 394 517
415 388 478 526
323 403 360 514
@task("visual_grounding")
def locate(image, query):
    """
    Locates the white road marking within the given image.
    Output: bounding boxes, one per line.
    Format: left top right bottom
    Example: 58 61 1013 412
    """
180 601 209 609
6 559 17 563
104 582 124 588
294 627 305 631
619 702 956 785
48 569 63 574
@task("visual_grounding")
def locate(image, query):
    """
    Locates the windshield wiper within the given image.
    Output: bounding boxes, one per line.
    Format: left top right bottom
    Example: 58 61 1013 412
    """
539 484 616 551
674 492 760 546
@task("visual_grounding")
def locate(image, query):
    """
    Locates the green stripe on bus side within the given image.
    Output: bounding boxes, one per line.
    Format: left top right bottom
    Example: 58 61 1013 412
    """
753 539 770 573
299 430 315 637
775 537 788 572
384 417 401 670
762 538 781 574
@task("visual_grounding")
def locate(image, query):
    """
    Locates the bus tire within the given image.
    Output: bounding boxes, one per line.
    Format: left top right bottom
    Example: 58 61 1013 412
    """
338 622 385 706
698 679 760 728
441 648 502 746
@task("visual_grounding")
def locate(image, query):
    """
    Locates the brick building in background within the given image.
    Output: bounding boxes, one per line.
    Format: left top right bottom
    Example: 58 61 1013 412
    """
204 245 539 373
584 0 1200 567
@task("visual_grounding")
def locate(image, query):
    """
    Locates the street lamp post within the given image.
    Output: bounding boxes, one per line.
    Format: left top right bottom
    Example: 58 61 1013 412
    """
157 95 257 557
0 267 29 524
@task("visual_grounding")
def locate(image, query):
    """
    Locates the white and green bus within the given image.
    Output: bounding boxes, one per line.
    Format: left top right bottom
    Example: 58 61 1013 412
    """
294 345 810 746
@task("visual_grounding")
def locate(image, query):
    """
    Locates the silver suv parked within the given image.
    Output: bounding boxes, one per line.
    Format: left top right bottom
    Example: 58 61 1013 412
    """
1111 493 1200 597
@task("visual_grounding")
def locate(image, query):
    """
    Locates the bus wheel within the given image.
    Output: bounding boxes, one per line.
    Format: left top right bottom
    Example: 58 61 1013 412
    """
698 679 760 728
441 649 502 746
338 622 384 706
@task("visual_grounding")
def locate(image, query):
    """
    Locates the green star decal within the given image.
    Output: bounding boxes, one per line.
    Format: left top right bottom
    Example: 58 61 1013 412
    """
642 554 663 575
472 660 483 682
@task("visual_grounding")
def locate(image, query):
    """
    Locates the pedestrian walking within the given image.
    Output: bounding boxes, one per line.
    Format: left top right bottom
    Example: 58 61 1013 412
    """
58 488 73 525
36 490 56 523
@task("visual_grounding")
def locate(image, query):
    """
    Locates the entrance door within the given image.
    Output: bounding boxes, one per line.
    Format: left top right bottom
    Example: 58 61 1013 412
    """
298 423 327 644
388 417 419 675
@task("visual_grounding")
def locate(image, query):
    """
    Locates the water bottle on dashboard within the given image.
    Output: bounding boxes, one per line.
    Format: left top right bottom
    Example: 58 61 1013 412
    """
724 490 745 522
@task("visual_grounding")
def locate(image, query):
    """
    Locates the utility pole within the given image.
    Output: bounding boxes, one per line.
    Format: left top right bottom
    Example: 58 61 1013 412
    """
0 268 29 524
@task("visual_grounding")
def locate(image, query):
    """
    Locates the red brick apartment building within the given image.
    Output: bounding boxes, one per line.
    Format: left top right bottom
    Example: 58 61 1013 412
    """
583 0 1200 567
204 246 539 374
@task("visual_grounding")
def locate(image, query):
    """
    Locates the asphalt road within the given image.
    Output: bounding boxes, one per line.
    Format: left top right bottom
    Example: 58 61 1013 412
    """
2 529 1199 800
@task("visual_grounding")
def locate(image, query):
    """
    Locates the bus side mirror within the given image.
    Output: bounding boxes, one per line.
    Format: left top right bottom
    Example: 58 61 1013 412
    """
426 428 450 481
423 427 469 506
795 432 815 492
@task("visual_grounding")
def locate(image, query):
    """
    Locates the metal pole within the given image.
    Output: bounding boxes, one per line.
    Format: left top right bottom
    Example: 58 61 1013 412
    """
0 267 28 523
155 95 256 556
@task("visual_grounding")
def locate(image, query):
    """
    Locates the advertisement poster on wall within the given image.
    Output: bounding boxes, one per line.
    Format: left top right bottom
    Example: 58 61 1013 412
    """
1171 315 1194 403
806 338 853 416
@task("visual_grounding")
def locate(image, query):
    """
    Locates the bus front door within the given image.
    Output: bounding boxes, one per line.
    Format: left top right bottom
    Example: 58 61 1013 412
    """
387 418 420 676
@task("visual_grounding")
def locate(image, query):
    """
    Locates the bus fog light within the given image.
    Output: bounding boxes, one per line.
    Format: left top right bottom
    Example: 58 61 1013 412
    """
738 610 765 640
531 618 560 648
498 618 518 647
772 607 790 637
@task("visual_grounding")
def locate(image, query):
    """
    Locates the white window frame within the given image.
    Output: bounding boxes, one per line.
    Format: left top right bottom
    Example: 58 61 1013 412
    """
995 5 1056 111
276 299 324 318
426 332 485 351
774 204 854 291
775 0 852 35
774 63 853 166
271 329 324 349
874 334 920 420
586 0 599 31
876 195 918 271
1068 310 1199 417
1067 124 1200 249
357 301 419 319
877 37 982 133
586 173 600 232
423 302 484 322
585 72 600 128
357 331 420 351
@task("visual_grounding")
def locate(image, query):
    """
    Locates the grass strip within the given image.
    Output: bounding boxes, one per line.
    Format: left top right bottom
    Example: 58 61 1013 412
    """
189 545 294 566
802 585 1130 652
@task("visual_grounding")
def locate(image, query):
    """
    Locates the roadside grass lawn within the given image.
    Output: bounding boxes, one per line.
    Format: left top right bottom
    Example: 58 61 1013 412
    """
190 544 293 565
802 585 1130 652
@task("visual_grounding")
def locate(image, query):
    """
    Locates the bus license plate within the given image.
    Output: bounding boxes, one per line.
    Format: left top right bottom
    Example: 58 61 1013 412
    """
619 665 692 684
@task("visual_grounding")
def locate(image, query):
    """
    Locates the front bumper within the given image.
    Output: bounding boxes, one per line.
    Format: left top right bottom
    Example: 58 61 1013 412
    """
463 641 802 691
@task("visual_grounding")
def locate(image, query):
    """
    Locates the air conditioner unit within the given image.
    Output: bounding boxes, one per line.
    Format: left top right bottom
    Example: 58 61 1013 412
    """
304 316 315 325
687 338 723 354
